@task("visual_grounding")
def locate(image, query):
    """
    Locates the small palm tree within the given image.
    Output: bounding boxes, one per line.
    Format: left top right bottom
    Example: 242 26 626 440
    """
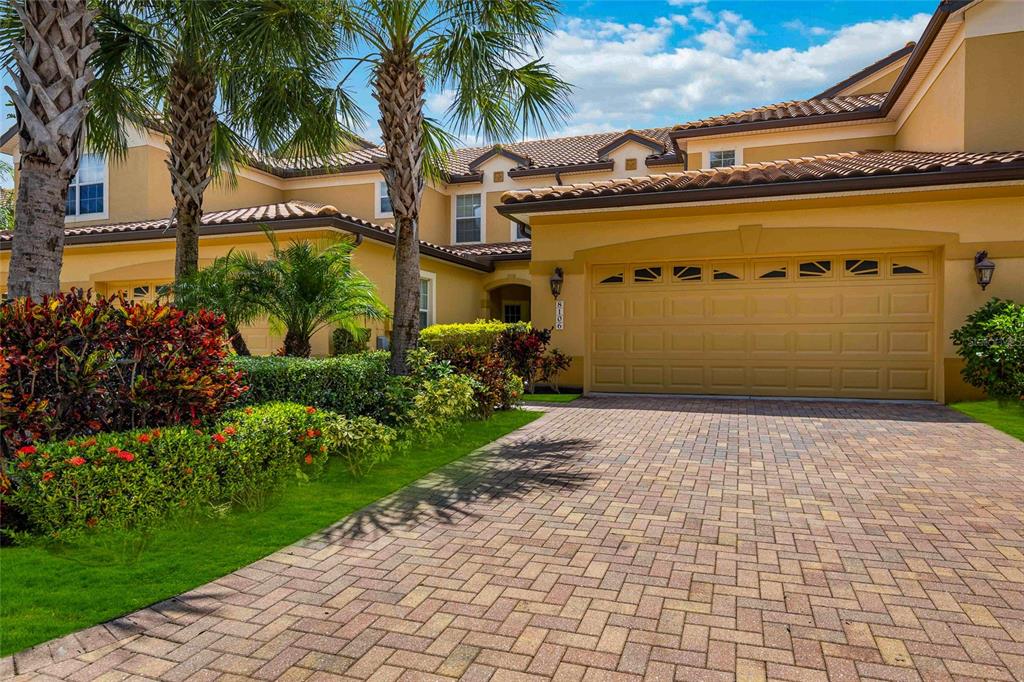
2 0 98 298
230 231 389 357
335 0 572 375
88 0 362 280
170 255 259 355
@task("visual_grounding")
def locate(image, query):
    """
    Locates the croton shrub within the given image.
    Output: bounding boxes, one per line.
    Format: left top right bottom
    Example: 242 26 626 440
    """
951 298 1024 400
0 290 246 450
3 402 397 537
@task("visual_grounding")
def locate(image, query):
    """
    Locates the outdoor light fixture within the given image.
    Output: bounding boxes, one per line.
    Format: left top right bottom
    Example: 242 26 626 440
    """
549 267 564 299
974 250 996 290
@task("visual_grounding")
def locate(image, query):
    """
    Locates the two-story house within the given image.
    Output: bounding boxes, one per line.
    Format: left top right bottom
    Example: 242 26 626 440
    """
2 0 1022 402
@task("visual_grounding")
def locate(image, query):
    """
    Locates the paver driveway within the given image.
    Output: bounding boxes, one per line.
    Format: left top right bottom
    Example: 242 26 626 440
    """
6 397 1024 682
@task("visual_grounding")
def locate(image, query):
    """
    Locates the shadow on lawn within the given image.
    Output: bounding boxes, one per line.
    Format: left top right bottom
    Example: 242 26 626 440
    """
319 437 595 542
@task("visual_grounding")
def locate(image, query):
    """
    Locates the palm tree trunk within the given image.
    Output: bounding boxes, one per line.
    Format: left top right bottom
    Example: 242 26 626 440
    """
283 331 311 358
4 0 98 299
227 324 251 356
374 53 425 376
166 60 216 281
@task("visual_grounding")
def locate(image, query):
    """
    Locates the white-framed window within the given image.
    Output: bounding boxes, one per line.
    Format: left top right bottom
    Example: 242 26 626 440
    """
419 272 436 328
375 180 393 218
66 153 106 220
503 303 523 323
453 193 483 243
709 150 737 168
510 220 531 241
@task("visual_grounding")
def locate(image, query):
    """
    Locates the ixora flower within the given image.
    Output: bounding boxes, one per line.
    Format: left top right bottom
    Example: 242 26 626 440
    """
304 454 314 465
68 456 87 467
244 407 254 415
223 426 237 436
42 471 55 482
115 451 135 462
137 433 151 444
306 428 321 438
211 433 227 444
107 446 121 453
82 438 97 447
16 445 36 456
17 460 31 470
305 406 316 414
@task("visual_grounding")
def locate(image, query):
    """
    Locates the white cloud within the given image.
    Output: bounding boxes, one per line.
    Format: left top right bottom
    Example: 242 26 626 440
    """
538 10 929 134
783 19 831 37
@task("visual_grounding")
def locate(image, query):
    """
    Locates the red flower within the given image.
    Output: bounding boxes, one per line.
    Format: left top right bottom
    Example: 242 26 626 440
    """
304 454 313 465
211 433 226 444
107 446 121 453
88 420 102 431
42 471 55 482
223 426 237 436
244 407 254 415
191 418 201 427
16 445 36 456
150 429 161 438
305 406 316 414
67 439 78 447
116 451 135 462
17 460 31 470
184 467 193 475
68 456 86 467
306 428 320 438
137 433 151 444
86 517 98 528
82 438 97 447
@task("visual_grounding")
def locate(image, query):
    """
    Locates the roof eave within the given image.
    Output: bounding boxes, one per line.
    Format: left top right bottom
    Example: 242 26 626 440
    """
508 160 615 178
668 108 882 142
497 165 1024 217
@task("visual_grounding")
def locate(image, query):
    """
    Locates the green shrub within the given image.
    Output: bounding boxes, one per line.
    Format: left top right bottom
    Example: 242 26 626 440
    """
5 403 335 537
320 414 397 476
403 374 478 439
331 327 371 355
951 298 1024 401
420 319 531 354
441 347 524 417
233 352 394 422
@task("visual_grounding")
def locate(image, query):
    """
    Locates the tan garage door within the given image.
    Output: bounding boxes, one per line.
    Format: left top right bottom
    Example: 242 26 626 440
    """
589 251 938 399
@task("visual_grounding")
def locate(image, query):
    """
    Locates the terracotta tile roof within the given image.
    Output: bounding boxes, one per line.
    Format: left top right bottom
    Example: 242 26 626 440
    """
500 150 1024 207
0 201 495 270
445 241 532 258
252 127 680 179
672 93 886 134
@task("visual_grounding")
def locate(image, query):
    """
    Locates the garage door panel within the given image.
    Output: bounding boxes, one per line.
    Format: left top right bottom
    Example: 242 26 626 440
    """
590 252 937 399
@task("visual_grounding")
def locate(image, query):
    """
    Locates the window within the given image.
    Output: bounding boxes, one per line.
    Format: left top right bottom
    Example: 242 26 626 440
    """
712 268 741 280
624 158 638 171
845 258 879 277
709 150 736 168
673 265 702 281
633 266 662 283
66 153 105 217
419 277 433 328
377 181 392 217
512 220 531 241
503 303 523 323
454 193 482 243
799 260 832 278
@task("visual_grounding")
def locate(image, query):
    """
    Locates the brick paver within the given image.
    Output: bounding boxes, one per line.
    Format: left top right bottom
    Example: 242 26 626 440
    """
6 397 1024 681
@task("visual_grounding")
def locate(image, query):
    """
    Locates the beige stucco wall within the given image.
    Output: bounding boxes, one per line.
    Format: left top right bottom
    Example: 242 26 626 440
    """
742 135 895 164
525 185 1024 399
897 44 967 152
845 65 903 96
964 31 1024 151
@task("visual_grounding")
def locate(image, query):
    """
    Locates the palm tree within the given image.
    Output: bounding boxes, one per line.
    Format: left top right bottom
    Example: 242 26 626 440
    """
230 231 389 358
336 0 572 374
170 255 259 355
2 0 98 299
87 0 363 280
0 160 14 231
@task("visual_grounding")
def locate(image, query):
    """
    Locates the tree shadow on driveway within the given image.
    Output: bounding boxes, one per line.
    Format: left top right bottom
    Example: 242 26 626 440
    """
318 437 596 542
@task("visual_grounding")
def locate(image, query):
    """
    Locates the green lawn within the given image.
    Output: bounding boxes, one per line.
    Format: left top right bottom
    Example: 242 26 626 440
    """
0 410 540 657
951 399 1024 441
522 392 582 403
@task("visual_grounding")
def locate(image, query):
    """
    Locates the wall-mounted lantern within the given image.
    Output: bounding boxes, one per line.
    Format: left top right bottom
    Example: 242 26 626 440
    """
549 267 564 299
974 250 996 290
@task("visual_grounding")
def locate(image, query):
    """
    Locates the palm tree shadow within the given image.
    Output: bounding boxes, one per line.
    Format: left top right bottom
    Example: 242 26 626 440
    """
318 437 596 542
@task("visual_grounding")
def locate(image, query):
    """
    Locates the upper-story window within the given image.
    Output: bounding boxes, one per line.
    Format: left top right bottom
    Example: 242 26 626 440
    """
511 220 531 241
66 153 105 218
376 181 393 217
419 275 434 328
709 150 736 168
454 193 482 243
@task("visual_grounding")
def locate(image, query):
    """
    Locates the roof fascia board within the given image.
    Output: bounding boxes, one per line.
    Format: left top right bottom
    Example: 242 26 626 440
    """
496 165 1024 217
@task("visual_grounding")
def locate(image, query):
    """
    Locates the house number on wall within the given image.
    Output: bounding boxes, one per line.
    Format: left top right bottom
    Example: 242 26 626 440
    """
555 300 564 330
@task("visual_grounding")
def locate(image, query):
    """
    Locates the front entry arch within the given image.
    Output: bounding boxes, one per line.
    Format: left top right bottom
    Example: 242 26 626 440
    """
489 283 531 323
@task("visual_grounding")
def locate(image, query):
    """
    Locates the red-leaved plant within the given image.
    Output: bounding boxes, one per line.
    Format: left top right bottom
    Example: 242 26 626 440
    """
0 289 246 451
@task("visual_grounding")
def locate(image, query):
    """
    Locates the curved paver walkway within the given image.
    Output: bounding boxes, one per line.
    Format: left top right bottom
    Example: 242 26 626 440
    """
5 397 1024 681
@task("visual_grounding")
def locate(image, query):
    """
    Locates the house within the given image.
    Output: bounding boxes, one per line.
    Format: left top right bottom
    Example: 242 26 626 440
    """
1 0 1021 402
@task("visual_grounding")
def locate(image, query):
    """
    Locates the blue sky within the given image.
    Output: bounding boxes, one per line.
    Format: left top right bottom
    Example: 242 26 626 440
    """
1 0 935 154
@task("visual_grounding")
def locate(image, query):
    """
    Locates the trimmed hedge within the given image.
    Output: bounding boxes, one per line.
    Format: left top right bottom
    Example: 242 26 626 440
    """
232 352 393 422
420 320 531 354
3 402 398 537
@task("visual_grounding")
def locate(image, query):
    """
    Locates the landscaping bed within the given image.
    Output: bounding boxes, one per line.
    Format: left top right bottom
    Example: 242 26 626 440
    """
0 410 539 656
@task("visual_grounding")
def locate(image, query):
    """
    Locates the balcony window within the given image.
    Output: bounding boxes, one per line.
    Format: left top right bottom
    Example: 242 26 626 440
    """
66 153 105 217
455 193 482 243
